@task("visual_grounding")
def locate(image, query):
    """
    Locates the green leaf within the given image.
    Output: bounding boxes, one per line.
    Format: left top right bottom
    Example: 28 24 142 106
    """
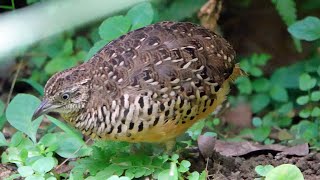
311 107 320 117
85 39 110 61
277 102 293 115
299 109 311 118
178 160 191 173
99 16 131 41
299 73 316 91
270 85 288 102
127 2 154 30
55 133 91 158
31 157 56 173
19 79 44 96
265 164 304 180
296 95 309 105
0 132 7 146
25 175 45 180
188 172 200 180
250 54 271 66
252 117 263 127
46 116 83 142
311 91 320 101
236 76 252 95
45 56 78 75
252 126 271 142
291 120 318 141
249 67 263 77
18 166 34 177
252 78 271 92
158 163 178 180
6 94 43 142
255 165 274 177
159 0 206 21
288 16 320 41
75 36 92 51
272 0 297 26
239 60 250 72
250 93 270 113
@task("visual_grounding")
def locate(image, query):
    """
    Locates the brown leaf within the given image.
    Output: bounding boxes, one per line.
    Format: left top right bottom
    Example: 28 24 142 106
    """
197 135 216 158
214 140 309 157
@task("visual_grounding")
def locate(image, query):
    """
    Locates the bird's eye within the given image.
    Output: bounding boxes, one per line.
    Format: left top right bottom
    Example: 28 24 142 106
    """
61 93 70 100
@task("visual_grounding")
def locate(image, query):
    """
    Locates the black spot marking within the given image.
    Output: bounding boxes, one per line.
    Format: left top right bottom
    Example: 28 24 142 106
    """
117 125 122 133
165 110 170 116
120 96 125 106
179 100 185 108
210 99 214 106
147 107 153 115
153 117 160 126
202 108 207 112
107 126 114 134
160 104 165 111
186 109 191 115
190 116 195 120
138 97 144 108
123 109 129 117
129 122 134 130
200 91 206 97
182 121 186 124
138 122 143 132
168 100 172 106
214 85 221 92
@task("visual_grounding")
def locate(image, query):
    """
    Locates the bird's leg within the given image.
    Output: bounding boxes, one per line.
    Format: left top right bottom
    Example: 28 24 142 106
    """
164 139 177 154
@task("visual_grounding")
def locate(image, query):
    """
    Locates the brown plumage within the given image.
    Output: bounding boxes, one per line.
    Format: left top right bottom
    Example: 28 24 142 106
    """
33 21 244 144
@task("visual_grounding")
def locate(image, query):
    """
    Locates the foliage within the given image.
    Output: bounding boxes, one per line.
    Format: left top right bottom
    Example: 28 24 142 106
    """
255 164 304 180
288 16 320 41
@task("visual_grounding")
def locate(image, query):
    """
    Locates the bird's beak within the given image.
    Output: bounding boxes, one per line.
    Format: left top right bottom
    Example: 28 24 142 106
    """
32 99 53 120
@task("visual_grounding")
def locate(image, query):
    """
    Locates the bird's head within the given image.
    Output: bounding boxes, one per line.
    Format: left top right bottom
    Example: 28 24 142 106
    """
32 66 92 120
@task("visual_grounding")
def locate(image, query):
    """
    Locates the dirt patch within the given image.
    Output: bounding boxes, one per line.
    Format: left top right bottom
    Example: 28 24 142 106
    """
188 150 320 180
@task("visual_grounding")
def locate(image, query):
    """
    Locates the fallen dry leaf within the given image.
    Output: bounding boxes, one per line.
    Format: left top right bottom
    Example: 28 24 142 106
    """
213 140 309 157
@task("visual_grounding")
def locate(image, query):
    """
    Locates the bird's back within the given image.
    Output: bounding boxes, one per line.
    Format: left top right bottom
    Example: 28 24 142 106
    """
67 21 241 142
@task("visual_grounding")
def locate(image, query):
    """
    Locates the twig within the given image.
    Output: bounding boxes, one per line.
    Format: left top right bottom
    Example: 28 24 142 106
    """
5 60 23 109
55 138 91 171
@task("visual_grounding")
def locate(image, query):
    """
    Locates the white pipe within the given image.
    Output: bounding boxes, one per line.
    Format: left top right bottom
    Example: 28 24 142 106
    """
0 0 149 62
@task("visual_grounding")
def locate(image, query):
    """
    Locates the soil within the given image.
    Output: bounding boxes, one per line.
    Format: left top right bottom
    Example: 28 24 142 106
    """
188 150 320 180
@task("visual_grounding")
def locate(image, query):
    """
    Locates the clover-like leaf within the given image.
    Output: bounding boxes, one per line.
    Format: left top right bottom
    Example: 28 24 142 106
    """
299 73 316 91
127 2 154 30
265 164 304 180
31 157 56 174
255 165 274 177
6 94 43 143
99 16 131 41
270 85 288 102
288 16 320 41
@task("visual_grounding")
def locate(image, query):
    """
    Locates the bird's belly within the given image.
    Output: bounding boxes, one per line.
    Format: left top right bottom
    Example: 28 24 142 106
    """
95 81 230 143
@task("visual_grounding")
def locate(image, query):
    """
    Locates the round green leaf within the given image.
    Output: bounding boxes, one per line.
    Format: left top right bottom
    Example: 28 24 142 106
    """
99 16 131 41
299 109 311 118
236 76 252 95
311 91 320 101
311 107 320 117
299 73 316 91
25 175 45 180
126 2 154 30
255 165 274 177
188 172 200 180
31 157 56 174
6 94 43 143
158 163 178 180
85 39 110 61
252 126 271 142
252 117 263 127
18 166 34 177
277 102 293 115
265 164 304 180
252 78 271 92
296 95 309 105
270 85 288 102
250 93 270 113
288 16 320 41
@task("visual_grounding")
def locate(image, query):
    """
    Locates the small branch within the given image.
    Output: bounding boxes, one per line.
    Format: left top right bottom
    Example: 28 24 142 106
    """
5 60 23 109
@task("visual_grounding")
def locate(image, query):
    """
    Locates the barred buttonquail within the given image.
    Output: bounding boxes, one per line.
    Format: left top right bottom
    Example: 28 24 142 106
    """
33 21 244 146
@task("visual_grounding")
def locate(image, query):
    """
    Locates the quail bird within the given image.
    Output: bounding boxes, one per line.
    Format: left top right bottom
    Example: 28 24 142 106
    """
33 21 244 148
